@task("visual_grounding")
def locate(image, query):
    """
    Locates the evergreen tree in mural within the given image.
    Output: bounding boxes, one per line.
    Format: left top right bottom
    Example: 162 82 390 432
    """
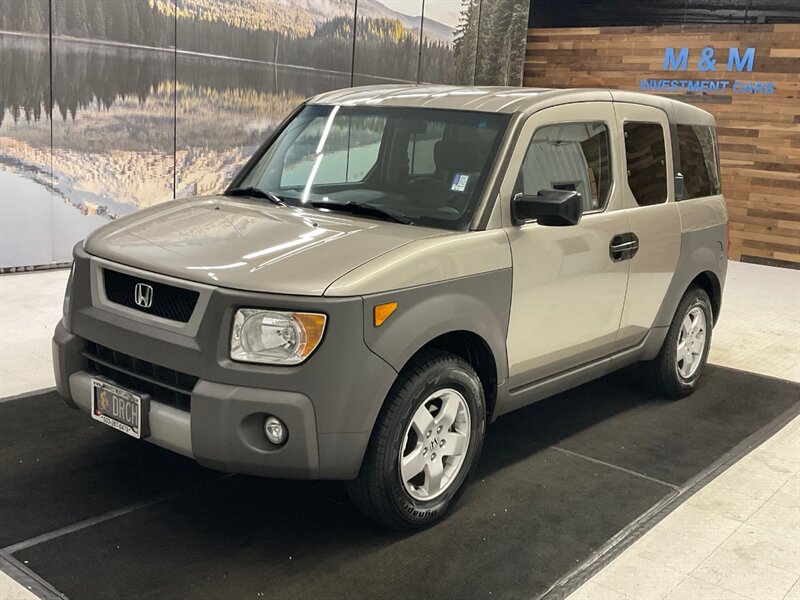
485 0 530 85
453 0 529 85
1 0 528 86
0 0 49 34
453 0 480 84
1 0 530 125
65 0 90 38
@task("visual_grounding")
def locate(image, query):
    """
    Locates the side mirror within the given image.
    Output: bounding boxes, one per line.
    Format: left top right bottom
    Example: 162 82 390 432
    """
512 189 583 226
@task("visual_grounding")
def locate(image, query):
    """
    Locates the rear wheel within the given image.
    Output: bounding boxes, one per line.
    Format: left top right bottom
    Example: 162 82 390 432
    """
643 285 713 398
347 349 485 529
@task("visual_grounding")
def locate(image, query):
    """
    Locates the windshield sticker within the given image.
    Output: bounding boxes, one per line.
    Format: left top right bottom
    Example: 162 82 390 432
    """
451 174 469 192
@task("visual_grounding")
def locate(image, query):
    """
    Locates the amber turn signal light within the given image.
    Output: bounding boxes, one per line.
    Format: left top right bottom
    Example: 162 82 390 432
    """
373 302 398 327
294 312 327 358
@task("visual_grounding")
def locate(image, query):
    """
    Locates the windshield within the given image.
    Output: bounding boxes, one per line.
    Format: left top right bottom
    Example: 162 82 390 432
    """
233 105 510 230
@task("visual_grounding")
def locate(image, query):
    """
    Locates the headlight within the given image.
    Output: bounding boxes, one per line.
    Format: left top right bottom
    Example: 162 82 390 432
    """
230 309 326 365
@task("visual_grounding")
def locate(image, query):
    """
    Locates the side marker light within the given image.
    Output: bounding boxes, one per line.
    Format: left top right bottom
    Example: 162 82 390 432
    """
374 302 398 327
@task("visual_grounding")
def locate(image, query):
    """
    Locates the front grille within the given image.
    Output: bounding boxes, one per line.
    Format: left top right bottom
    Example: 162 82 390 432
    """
83 341 197 411
103 269 199 323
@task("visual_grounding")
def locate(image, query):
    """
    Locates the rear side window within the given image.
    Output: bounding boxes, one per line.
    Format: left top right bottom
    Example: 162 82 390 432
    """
677 125 721 199
624 122 667 206
517 122 612 212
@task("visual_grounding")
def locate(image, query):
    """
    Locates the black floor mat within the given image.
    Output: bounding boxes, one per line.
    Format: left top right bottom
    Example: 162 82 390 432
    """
2 366 798 600
0 394 220 548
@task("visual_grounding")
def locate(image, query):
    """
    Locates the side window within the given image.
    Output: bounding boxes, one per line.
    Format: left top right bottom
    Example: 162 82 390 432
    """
677 125 721 199
623 122 667 206
517 122 612 212
281 114 385 187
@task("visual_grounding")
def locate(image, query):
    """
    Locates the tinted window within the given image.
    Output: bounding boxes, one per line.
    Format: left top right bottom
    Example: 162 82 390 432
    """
677 125 721 199
624 122 667 206
517 122 612 212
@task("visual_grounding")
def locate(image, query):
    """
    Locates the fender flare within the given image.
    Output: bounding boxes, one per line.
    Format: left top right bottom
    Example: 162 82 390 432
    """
654 234 725 329
360 269 512 431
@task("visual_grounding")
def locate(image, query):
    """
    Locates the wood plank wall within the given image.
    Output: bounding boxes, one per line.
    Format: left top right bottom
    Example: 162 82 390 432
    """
524 24 800 266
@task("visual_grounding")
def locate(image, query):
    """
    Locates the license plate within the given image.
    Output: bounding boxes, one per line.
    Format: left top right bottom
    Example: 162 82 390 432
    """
91 379 147 439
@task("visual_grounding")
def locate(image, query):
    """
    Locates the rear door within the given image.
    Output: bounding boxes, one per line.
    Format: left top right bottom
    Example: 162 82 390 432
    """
612 103 682 345
502 102 632 388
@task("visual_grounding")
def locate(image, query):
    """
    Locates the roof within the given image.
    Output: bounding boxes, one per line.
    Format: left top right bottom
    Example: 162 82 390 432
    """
307 85 715 125
309 84 570 114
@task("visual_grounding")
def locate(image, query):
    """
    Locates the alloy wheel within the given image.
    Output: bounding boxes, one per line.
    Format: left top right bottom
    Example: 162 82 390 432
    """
398 388 471 501
676 306 707 379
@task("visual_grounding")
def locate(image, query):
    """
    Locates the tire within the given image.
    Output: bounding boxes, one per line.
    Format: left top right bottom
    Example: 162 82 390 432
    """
643 285 713 398
346 349 486 529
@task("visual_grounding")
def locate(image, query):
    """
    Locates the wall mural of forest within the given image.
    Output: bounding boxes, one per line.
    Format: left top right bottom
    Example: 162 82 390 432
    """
0 0 530 269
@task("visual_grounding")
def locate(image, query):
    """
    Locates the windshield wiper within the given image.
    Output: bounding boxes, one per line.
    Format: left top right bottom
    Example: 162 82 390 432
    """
308 201 411 225
226 186 286 207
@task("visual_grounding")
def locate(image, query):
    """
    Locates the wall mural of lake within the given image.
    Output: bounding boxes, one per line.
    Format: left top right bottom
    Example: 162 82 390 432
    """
0 0 530 269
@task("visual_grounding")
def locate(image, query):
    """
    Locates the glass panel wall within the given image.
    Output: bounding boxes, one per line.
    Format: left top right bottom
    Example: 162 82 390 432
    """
0 0 530 269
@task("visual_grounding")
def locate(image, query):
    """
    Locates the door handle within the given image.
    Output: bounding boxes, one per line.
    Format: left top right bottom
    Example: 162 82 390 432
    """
610 233 639 262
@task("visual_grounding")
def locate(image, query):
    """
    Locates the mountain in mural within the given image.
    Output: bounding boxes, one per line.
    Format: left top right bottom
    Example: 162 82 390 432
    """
1 0 529 268
177 0 455 45
177 0 327 36
357 0 455 45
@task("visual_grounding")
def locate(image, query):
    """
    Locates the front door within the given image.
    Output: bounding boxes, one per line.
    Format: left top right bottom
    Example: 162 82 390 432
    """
502 102 632 389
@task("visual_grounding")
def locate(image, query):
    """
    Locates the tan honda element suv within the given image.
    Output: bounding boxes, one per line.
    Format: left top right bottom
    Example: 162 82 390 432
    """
54 85 728 528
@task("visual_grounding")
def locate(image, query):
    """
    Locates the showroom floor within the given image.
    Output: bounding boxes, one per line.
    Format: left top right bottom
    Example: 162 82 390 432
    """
567 416 799 600
0 260 798 600
562 261 800 600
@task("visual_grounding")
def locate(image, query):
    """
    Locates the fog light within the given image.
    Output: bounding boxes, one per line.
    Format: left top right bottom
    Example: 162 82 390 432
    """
264 416 287 445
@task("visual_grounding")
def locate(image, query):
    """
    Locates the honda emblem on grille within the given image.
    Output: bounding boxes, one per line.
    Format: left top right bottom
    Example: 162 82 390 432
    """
134 283 154 309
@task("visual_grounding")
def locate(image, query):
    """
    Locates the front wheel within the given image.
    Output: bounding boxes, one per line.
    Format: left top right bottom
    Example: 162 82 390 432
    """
346 349 486 529
642 285 713 398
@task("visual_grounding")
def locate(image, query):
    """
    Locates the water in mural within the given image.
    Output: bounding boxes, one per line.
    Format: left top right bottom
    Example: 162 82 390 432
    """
0 0 530 268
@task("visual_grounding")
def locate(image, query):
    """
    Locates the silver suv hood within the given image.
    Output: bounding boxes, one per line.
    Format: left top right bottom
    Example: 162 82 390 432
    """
84 196 441 295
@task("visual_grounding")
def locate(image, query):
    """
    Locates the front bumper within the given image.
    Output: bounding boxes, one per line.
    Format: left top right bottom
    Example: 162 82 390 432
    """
54 321 379 479
52 247 398 479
